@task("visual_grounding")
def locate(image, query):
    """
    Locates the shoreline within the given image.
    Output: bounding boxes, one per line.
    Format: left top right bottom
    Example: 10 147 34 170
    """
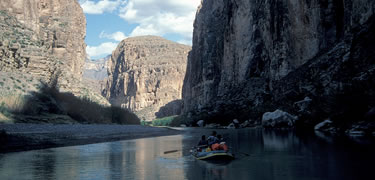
0 124 182 153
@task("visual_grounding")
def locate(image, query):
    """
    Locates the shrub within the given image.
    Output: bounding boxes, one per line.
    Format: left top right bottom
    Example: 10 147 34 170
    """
141 120 152 126
152 115 178 126
0 95 26 113
22 83 140 125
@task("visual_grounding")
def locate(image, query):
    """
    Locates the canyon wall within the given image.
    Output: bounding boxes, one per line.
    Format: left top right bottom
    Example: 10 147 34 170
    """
183 0 375 127
104 36 191 120
0 0 86 90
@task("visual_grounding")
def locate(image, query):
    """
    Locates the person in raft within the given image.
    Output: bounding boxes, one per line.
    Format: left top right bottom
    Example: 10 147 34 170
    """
197 135 208 152
211 134 229 151
207 131 219 147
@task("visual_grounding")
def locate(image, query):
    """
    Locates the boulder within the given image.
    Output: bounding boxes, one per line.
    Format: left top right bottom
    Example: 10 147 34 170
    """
232 119 240 128
197 120 205 127
227 123 235 129
240 120 250 128
314 120 333 130
314 119 338 134
262 109 298 128
345 121 375 136
294 97 312 113
205 123 220 129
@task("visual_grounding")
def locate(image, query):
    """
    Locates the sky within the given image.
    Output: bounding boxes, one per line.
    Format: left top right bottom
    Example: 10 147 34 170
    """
78 0 201 59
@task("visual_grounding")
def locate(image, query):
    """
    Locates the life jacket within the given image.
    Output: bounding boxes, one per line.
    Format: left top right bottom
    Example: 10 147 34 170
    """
211 143 228 151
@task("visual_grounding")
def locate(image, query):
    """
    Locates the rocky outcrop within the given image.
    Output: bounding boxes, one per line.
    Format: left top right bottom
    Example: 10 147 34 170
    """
262 110 298 128
0 0 86 91
183 0 375 129
104 36 191 121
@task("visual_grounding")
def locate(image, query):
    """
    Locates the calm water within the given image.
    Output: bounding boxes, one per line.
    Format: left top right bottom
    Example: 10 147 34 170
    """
0 128 374 180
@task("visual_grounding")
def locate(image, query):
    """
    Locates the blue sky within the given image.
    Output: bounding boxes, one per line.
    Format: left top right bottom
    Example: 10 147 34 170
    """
79 0 200 59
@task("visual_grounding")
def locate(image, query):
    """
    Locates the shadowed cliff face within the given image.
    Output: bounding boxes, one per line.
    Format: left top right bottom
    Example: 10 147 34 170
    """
183 0 375 126
0 0 86 91
103 36 191 121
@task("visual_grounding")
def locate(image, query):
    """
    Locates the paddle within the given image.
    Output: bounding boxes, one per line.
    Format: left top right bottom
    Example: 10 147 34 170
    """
237 151 250 156
164 150 179 154
164 145 207 154
228 146 250 156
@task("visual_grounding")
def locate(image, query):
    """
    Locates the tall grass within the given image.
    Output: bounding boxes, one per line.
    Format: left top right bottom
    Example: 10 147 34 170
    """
0 81 140 125
0 95 26 114
22 83 141 124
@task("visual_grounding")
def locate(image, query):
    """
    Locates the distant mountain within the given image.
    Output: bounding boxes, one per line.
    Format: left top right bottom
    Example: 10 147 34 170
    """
83 55 110 81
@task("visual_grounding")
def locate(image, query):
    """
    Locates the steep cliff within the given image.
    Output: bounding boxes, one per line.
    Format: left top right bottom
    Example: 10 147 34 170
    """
183 0 375 129
104 36 191 121
0 0 86 91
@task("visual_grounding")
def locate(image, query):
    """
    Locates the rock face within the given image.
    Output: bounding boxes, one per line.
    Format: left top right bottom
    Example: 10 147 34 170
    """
104 36 191 121
83 55 110 81
183 0 375 127
0 10 57 80
0 0 86 90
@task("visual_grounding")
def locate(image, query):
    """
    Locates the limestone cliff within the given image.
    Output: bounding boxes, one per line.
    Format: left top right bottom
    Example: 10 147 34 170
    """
0 0 86 90
104 36 191 120
183 0 375 129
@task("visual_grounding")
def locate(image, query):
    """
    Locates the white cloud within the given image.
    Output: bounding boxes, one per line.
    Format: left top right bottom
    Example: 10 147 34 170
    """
99 31 127 41
86 42 118 58
177 39 192 46
79 0 121 14
119 0 200 42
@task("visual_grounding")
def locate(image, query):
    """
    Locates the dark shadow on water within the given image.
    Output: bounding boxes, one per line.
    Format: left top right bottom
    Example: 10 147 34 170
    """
32 149 57 180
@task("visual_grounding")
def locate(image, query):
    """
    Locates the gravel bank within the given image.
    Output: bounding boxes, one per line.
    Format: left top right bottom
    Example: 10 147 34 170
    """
0 124 181 153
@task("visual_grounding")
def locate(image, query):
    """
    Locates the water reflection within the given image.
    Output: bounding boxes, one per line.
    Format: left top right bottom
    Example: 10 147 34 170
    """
0 129 374 180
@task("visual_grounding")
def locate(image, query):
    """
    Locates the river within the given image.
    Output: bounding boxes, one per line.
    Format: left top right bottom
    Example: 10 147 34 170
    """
0 128 374 180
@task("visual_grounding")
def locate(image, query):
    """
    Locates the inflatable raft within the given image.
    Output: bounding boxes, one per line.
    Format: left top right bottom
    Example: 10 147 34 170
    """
193 150 235 161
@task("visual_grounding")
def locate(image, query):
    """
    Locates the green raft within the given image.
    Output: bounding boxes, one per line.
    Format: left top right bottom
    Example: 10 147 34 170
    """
192 150 235 161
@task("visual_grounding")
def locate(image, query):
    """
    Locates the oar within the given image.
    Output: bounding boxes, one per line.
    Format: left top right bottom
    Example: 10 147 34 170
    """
164 145 207 154
237 151 250 156
228 147 250 156
164 150 179 154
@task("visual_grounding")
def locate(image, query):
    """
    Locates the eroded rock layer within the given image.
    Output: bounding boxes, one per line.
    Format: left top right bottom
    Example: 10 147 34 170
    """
183 0 375 128
104 36 191 120
0 0 86 91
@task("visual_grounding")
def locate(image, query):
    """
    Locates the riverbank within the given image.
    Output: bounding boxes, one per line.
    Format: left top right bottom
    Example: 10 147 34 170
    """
0 124 181 153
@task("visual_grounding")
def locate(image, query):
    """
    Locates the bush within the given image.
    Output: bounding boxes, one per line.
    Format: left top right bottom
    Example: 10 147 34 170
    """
152 115 179 126
141 120 152 126
9 82 140 125
0 95 26 113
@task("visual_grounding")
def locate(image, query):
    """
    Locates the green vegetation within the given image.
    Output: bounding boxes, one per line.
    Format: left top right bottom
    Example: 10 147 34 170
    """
19 82 141 124
0 80 140 124
152 115 184 126
0 82 4 86
13 84 21 90
141 120 152 126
